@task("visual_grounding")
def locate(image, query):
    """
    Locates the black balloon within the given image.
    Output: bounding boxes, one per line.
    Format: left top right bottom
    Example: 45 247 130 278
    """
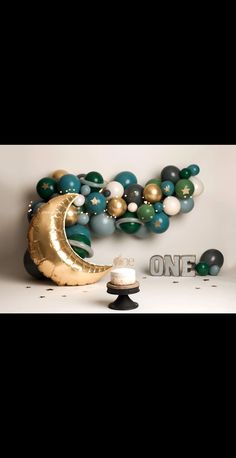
103 189 111 198
124 184 144 206
161 165 180 184
200 249 224 268
23 250 46 280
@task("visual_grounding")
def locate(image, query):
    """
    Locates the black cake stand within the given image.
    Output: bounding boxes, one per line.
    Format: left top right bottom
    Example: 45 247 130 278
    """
107 281 140 310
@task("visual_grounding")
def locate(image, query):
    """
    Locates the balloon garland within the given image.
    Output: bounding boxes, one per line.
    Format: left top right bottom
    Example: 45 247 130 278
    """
27 165 204 262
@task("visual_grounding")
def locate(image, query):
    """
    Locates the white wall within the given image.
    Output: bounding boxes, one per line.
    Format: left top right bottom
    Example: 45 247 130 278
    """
0 145 235 280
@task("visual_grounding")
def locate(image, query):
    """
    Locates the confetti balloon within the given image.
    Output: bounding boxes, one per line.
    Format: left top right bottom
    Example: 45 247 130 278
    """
124 184 144 206
36 177 57 200
200 249 224 268
161 165 180 184
161 181 175 196
107 197 127 218
114 171 137 188
187 164 200 176
175 179 194 199
105 181 124 200
147 212 170 233
90 213 116 237
179 197 194 213
85 192 107 215
143 183 162 203
190 176 204 197
57 174 81 194
209 265 221 276
137 204 155 223
163 196 181 216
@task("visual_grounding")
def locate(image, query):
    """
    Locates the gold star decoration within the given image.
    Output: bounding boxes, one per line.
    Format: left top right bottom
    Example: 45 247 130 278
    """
154 220 161 228
182 186 190 195
42 183 49 190
164 185 170 193
91 197 100 205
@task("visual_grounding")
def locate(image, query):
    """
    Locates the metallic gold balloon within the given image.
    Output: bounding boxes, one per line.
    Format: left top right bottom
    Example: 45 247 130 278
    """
65 204 78 227
52 169 68 181
28 194 112 286
143 183 162 203
107 198 127 218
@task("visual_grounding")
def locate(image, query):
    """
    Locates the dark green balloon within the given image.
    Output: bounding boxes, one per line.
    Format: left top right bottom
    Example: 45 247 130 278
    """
200 249 224 268
145 178 162 187
195 262 209 276
69 234 91 258
137 204 155 223
36 177 57 200
180 168 191 179
119 211 141 234
23 250 45 280
85 171 104 184
175 179 194 199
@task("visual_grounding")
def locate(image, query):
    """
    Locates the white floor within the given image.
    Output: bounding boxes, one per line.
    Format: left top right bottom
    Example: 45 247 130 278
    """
0 268 236 313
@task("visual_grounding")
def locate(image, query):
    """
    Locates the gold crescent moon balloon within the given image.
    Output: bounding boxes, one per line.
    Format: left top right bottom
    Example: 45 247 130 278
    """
28 193 112 286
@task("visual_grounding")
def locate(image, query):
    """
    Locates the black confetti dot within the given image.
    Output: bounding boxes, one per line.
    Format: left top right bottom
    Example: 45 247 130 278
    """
61 295 67 297
46 288 54 291
211 285 217 288
142 277 147 279
26 286 31 288
39 296 45 298
203 279 209 282
173 281 179 283
195 287 201 290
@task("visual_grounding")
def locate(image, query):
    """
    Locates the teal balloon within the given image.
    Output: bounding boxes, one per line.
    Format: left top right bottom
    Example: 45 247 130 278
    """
77 213 90 225
57 174 81 194
209 265 221 276
153 202 163 213
66 223 91 242
85 192 106 214
187 164 200 176
114 171 137 188
179 197 194 213
147 212 170 233
134 224 151 239
161 180 175 196
90 213 116 237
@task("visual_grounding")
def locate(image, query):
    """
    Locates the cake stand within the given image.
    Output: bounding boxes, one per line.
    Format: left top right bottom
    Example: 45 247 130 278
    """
106 281 140 310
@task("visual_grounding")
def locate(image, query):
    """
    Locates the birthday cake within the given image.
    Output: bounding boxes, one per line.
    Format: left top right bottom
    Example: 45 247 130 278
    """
110 268 136 286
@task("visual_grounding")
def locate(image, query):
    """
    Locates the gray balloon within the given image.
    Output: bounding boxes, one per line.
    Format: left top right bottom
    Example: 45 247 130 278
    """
134 224 150 239
78 213 90 225
124 184 144 206
180 197 194 213
200 249 224 268
90 213 116 237
161 165 180 184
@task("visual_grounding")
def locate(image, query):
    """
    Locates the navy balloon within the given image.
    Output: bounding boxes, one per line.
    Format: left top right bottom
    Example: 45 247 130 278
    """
200 249 224 268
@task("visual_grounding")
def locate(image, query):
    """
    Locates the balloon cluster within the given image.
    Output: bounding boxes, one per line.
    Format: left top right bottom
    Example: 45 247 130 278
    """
27 165 204 259
195 249 224 276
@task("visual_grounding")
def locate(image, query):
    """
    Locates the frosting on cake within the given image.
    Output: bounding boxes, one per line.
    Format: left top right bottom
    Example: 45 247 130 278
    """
110 268 136 286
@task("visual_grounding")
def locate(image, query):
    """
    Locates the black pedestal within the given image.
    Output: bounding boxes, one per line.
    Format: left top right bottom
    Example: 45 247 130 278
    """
107 282 140 311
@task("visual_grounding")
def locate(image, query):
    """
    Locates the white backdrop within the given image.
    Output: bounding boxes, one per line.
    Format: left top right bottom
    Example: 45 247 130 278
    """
0 144 235 282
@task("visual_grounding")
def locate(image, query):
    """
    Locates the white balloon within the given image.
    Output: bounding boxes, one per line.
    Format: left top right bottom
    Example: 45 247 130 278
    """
73 194 85 207
128 202 138 212
163 196 181 216
190 176 204 197
105 181 124 200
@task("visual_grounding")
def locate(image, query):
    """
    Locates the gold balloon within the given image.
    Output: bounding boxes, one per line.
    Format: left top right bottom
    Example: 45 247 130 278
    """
65 204 78 227
107 198 127 218
52 169 68 181
28 194 112 286
143 183 162 203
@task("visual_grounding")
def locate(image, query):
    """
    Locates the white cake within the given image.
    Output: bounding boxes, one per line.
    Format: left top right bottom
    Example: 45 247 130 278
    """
110 268 136 286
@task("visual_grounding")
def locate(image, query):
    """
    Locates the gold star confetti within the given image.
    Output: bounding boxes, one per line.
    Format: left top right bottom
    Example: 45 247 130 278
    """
42 183 49 190
182 186 190 195
91 197 99 205
164 185 170 193
154 220 161 228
